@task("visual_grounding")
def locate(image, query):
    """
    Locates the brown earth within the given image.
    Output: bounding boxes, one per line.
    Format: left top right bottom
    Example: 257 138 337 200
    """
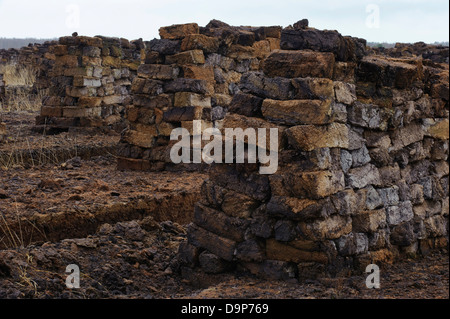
0 112 448 299
0 221 447 299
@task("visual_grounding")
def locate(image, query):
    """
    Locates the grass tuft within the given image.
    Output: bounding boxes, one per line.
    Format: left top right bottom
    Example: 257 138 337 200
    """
0 63 47 112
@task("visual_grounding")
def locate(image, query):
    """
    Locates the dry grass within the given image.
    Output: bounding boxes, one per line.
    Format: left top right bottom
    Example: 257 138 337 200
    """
0 210 23 248
0 200 47 250
16 264 39 296
0 122 80 169
1 88 48 112
0 63 46 112
0 63 36 86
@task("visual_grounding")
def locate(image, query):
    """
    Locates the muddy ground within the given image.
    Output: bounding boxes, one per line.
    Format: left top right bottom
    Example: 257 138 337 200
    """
0 112 448 299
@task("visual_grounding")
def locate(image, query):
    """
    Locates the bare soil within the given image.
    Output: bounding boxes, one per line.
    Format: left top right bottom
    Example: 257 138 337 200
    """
0 112 448 299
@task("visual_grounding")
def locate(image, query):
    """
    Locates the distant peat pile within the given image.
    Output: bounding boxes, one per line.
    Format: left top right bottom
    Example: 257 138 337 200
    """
34 36 143 132
116 20 283 170
373 42 449 64
0 42 56 112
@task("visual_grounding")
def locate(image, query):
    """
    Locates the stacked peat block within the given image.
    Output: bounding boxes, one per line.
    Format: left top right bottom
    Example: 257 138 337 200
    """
0 120 4 143
179 22 449 282
5 41 57 89
0 41 55 78
0 69 5 141
0 42 56 141
0 54 7 114
117 20 282 171
35 35 142 132
0 121 5 141
0 72 4 103
24 41 58 92
373 42 449 64
353 55 449 257
0 42 56 109
0 47 19 64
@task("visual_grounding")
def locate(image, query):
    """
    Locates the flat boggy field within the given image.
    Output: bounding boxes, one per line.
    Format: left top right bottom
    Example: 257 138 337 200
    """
0 112 206 247
0 112 448 299
0 111 119 168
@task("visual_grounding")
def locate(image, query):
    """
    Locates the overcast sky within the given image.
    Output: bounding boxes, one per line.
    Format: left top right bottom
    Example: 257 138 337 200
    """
0 0 448 43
